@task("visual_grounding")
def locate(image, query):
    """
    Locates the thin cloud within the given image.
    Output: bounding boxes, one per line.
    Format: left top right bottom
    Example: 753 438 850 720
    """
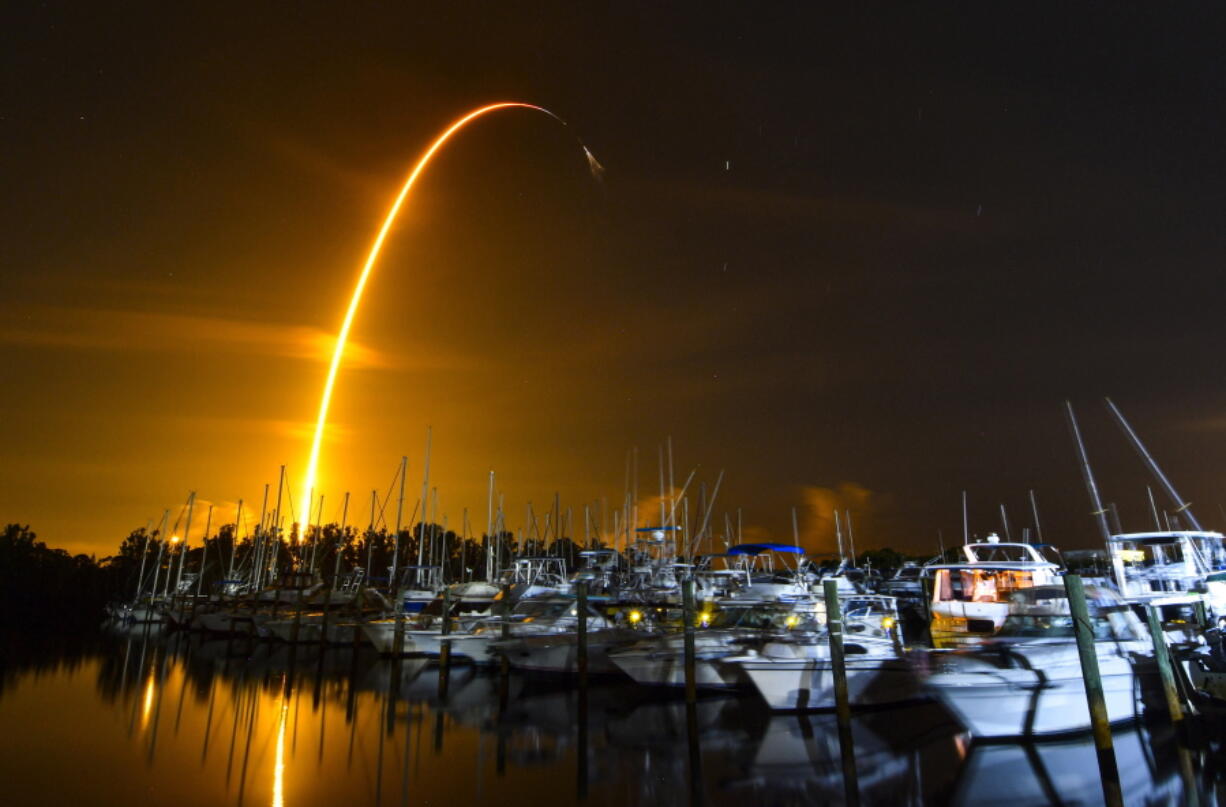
0 305 468 372
799 482 877 556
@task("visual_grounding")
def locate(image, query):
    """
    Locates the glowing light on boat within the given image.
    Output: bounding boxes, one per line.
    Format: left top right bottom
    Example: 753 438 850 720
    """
298 102 598 516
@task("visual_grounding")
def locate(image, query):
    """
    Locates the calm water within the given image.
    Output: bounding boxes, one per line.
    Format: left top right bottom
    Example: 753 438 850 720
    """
0 625 1219 806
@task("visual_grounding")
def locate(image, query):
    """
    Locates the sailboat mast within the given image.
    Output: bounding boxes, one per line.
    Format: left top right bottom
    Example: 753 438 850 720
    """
485 471 495 583
415 429 432 581
1028 490 1043 544
175 491 196 595
334 490 350 582
1105 397 1203 531
390 455 407 586
845 510 856 565
1065 401 1113 552
196 504 213 598
961 490 969 544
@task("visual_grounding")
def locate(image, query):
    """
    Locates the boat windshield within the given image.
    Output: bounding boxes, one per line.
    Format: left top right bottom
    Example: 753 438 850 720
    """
998 609 1142 641
1116 540 1186 569
966 544 1041 563
703 606 796 630
510 599 575 619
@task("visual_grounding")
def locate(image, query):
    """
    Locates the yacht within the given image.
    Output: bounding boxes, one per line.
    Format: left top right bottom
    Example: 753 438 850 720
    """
924 535 1063 647
726 595 918 710
607 601 815 689
923 585 1153 738
1107 530 1226 624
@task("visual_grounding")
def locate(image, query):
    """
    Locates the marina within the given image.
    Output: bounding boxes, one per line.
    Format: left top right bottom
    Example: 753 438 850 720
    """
6 6 1226 805
1 622 1220 806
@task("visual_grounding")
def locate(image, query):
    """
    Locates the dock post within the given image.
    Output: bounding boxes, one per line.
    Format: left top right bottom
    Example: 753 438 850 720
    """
575 580 589 799
1193 600 1209 632
438 586 452 699
1063 574 1123 807
498 582 511 712
1146 605 1185 724
920 573 934 646
318 579 332 649
683 577 697 704
823 578 859 807
391 590 406 657
290 585 304 645
576 580 589 686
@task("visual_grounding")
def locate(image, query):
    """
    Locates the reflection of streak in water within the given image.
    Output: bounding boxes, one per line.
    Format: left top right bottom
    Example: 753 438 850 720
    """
273 696 288 807
30 632 1211 805
140 673 155 730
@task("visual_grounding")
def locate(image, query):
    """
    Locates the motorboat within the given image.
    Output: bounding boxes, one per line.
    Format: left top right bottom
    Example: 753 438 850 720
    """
1107 530 1226 624
727 595 919 710
923 585 1153 738
608 601 815 689
924 535 1063 647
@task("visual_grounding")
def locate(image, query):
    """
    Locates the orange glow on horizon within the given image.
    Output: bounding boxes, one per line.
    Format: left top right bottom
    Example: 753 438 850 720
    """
299 102 579 519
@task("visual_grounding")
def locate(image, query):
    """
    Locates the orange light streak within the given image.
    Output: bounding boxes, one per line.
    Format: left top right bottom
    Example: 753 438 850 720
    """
272 695 288 807
300 102 588 516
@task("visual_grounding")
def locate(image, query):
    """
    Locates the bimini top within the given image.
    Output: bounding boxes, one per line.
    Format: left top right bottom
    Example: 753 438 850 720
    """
924 539 1061 572
727 543 805 556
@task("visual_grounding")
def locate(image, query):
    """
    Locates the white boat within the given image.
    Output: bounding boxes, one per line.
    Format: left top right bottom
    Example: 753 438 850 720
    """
923 585 1152 738
728 595 918 710
880 563 923 598
489 594 639 674
608 602 815 689
496 627 642 675
1107 530 1226 623
263 588 390 643
925 535 1064 647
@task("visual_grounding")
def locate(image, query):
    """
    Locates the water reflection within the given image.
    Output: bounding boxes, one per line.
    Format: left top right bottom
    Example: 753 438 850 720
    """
0 623 1216 806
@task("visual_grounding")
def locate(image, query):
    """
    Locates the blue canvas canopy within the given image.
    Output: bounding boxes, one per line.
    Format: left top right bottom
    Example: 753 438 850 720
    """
727 542 805 556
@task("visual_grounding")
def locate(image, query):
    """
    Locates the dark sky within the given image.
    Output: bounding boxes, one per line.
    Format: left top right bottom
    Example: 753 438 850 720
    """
5 3 1226 557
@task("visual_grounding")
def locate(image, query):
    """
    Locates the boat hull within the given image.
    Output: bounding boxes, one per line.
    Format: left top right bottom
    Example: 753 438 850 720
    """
926 653 1142 737
737 656 921 710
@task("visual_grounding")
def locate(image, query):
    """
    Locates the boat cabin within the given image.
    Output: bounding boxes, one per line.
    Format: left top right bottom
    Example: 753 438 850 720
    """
1108 531 1226 620
924 536 1063 647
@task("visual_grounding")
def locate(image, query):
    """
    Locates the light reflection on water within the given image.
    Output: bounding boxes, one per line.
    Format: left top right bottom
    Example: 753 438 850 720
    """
0 624 1216 806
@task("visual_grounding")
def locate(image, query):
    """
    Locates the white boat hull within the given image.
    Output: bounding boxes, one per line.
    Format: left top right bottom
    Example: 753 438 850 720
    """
738 656 921 710
926 651 1142 737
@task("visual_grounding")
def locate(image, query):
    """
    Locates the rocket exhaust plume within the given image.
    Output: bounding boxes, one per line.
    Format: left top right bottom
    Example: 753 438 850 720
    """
300 103 599 520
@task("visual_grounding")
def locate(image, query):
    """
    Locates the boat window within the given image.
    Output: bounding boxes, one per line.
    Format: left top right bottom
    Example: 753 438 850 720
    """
1116 541 1185 568
938 570 1036 602
998 613 1125 641
511 600 572 619
966 545 1037 563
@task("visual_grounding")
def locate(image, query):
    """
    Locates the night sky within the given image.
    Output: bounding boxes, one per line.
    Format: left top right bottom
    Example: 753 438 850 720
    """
5 4 1226 558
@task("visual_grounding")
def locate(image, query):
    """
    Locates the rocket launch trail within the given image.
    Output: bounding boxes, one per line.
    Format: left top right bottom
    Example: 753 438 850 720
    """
299 102 599 525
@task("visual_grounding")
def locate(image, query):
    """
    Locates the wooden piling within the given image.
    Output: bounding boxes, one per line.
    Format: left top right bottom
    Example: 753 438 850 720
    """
438 586 452 699
682 577 697 704
1063 574 1123 807
1193 600 1209 632
576 581 589 686
391 592 406 657
1146 605 1185 724
823 578 859 807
